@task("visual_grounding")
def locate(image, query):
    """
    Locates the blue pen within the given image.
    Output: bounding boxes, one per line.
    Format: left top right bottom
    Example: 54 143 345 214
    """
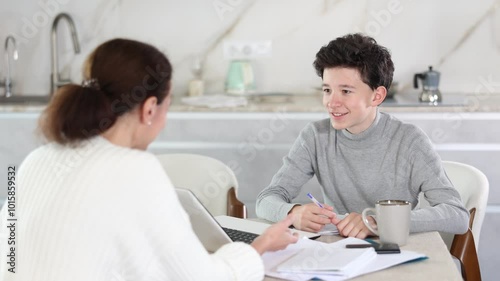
307 193 324 208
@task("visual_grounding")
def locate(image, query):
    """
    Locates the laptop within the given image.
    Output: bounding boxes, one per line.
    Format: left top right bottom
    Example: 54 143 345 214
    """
175 188 320 252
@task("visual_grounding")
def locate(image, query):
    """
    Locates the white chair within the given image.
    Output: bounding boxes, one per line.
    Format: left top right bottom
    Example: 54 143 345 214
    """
418 160 489 281
156 153 247 218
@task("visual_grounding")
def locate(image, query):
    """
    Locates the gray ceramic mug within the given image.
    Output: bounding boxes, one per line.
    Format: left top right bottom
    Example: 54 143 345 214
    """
362 200 411 246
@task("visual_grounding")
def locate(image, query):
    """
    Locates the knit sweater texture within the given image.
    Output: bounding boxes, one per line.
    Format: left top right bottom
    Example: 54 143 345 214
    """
256 111 469 234
0 136 263 281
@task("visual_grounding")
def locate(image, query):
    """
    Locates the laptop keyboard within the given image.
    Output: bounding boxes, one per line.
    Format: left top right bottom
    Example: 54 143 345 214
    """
222 227 259 244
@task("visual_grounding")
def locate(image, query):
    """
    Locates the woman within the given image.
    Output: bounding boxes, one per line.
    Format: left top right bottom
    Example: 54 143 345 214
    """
0 39 298 281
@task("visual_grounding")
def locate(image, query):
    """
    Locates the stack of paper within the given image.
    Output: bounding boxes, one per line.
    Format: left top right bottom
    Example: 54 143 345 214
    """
318 223 339 235
277 245 376 277
262 237 427 281
316 214 348 235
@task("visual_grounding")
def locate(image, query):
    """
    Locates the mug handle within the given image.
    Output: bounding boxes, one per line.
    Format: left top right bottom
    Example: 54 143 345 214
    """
362 208 378 235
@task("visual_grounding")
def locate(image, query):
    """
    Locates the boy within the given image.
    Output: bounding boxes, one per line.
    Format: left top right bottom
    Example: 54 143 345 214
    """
256 33 469 238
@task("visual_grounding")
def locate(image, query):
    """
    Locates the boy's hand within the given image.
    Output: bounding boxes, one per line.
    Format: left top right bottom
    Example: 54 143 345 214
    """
288 203 336 232
332 212 376 238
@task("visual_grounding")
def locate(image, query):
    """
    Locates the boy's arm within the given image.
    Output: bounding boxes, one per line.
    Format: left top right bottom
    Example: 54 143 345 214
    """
256 126 316 222
409 133 469 234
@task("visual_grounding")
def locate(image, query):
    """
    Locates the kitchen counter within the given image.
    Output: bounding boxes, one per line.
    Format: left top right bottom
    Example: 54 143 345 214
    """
1 92 500 113
1 92 499 281
171 92 500 113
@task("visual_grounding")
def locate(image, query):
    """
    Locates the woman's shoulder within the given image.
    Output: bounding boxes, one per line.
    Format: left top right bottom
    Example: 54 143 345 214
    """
119 149 165 174
85 139 172 191
25 137 164 176
19 143 57 171
93 141 164 173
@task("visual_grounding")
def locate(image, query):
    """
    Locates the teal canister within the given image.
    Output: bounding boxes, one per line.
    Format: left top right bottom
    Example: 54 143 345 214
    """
225 60 256 95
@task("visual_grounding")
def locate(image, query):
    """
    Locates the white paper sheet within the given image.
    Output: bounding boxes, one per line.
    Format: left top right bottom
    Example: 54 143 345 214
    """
262 237 427 281
318 223 339 235
316 214 346 235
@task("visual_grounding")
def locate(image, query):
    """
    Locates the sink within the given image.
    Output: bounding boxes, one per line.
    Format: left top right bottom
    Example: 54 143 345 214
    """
0 95 52 105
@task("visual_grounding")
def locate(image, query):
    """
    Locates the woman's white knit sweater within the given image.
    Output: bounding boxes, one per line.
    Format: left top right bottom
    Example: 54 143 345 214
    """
0 136 263 281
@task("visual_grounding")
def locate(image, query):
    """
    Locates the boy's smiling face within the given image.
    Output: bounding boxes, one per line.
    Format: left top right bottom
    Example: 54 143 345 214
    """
321 67 386 134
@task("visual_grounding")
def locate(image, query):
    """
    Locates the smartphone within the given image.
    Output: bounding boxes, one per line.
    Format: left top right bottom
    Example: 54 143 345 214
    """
345 243 400 254
373 243 400 254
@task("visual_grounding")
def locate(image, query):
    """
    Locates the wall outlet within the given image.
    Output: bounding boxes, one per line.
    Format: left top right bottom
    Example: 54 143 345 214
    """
223 40 272 59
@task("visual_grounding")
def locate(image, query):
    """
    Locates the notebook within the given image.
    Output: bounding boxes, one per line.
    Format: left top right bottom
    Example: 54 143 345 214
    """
175 188 319 252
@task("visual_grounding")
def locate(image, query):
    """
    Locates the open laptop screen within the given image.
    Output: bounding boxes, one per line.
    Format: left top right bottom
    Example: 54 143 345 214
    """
175 188 320 252
175 188 233 252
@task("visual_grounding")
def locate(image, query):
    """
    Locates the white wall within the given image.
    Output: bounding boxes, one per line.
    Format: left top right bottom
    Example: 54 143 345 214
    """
1 1 500 280
1 0 500 97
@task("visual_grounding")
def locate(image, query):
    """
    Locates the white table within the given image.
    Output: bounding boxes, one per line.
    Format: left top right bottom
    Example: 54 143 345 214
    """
265 231 462 281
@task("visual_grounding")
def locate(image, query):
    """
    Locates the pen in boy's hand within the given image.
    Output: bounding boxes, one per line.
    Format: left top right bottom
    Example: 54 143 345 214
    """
306 193 324 208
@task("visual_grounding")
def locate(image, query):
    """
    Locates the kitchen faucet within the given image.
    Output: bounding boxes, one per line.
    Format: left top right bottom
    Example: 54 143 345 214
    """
1 35 18 97
50 13 80 95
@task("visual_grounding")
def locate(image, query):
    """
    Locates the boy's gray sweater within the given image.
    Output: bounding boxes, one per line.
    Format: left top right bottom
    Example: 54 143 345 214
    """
256 111 469 234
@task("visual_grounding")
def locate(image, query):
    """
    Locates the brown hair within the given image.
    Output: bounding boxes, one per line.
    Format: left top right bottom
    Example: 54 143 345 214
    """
40 38 172 144
313 33 394 90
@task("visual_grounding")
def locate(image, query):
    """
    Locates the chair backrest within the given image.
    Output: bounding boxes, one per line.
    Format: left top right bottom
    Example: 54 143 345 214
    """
156 153 246 218
444 161 489 249
450 228 481 281
418 160 489 281
418 160 489 249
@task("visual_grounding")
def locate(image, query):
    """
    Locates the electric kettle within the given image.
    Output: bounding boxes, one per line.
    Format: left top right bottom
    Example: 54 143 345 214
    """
413 66 442 103
225 60 256 95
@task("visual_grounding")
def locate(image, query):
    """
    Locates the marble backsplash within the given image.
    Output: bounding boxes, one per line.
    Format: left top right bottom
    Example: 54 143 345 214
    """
1 0 500 97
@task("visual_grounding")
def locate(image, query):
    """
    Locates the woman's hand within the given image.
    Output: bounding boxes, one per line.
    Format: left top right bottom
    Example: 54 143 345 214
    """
251 214 300 255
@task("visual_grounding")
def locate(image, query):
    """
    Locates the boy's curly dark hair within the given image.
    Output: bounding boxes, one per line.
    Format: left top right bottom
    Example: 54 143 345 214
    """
313 33 394 90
